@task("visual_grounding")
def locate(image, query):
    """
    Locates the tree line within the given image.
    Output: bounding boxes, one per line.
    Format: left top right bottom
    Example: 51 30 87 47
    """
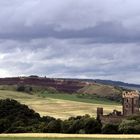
0 99 140 134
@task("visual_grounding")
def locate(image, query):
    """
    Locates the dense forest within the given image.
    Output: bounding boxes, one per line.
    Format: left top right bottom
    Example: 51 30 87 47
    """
0 99 140 134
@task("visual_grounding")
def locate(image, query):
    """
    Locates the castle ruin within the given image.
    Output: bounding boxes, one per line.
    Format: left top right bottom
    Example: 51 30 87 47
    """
122 91 139 116
97 91 140 125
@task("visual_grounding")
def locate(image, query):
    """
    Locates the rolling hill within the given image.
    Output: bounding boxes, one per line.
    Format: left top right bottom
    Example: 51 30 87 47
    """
0 76 125 102
86 79 140 91
78 83 122 102
0 90 121 119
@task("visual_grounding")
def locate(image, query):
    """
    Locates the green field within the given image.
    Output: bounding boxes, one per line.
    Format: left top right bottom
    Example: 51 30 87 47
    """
0 90 121 119
38 92 119 105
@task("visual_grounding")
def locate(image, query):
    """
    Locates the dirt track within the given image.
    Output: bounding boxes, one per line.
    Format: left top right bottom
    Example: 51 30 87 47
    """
0 133 140 138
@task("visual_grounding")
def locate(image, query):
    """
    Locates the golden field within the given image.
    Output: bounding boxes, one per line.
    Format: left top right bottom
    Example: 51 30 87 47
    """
0 90 121 119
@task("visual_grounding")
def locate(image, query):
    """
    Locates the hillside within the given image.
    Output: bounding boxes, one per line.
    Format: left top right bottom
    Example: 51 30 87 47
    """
78 83 122 102
0 77 87 93
0 90 121 119
0 77 125 103
84 79 140 91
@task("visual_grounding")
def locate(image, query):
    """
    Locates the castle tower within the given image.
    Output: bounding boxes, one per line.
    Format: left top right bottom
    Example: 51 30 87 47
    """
97 107 103 118
122 91 139 116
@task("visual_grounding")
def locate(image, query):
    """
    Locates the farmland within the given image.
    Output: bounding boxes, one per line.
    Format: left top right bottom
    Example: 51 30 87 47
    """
0 90 121 119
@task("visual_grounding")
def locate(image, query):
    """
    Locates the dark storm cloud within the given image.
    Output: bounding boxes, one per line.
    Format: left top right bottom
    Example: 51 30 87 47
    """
0 0 140 43
0 21 140 43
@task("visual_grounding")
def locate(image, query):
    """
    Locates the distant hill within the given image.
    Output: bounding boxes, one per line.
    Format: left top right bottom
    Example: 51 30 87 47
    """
0 77 87 93
0 76 139 103
0 77 139 91
93 79 140 91
56 78 140 91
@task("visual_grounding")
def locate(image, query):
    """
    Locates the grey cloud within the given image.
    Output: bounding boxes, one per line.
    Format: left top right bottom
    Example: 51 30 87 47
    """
0 0 140 43
0 0 140 84
0 21 140 43
0 38 139 83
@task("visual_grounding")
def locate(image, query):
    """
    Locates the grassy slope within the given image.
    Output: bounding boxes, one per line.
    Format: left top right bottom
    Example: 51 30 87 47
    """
79 83 121 95
0 83 122 103
38 92 119 105
78 83 122 100
0 90 121 119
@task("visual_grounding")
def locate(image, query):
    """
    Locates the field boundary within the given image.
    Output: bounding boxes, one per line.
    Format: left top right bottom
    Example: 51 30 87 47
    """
0 133 140 138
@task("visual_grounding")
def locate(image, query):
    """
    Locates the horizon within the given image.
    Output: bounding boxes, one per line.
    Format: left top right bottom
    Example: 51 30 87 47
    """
0 75 140 85
0 0 140 84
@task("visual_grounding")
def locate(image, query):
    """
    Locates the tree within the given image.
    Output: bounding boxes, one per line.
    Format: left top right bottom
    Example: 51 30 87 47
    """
0 99 40 133
46 119 62 133
16 85 25 92
102 124 119 134
84 118 101 134
119 119 138 134
0 119 10 133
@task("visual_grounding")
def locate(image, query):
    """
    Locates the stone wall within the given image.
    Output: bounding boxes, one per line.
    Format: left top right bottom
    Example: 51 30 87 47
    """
100 115 125 125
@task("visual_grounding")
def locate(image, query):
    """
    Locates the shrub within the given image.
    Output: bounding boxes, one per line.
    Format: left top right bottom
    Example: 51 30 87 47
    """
119 119 138 134
16 85 25 92
84 118 101 134
102 124 119 134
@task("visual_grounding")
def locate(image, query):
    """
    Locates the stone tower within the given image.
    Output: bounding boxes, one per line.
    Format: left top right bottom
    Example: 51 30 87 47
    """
122 91 139 116
97 107 103 118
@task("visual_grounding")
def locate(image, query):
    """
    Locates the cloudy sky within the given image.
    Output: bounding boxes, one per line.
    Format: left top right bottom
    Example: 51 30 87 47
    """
0 0 140 84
